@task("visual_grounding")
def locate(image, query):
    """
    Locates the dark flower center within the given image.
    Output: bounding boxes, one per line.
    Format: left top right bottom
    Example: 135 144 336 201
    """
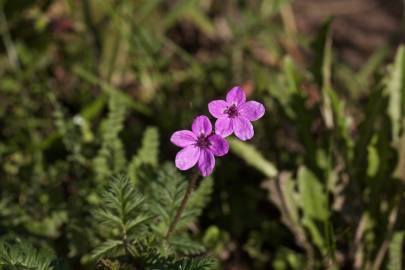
196 135 211 149
224 104 239 118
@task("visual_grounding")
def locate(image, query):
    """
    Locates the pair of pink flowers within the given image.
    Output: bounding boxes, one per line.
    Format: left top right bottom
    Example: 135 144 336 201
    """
171 86 265 176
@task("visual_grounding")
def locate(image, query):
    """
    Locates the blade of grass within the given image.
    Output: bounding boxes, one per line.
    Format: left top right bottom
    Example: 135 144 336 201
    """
73 66 151 116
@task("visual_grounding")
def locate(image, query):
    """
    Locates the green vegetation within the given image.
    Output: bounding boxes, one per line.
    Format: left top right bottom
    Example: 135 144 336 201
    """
0 0 404 269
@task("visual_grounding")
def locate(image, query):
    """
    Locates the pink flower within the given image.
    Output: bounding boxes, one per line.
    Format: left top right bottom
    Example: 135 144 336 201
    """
171 115 229 176
208 86 265 141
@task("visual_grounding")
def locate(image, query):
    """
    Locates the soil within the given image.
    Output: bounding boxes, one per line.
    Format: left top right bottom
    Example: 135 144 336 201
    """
293 0 405 68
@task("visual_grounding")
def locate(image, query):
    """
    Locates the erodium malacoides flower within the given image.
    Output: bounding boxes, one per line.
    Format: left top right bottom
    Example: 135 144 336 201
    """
208 86 265 141
171 115 229 177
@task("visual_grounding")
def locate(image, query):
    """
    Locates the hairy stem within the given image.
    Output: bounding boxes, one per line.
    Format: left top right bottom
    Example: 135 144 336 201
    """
165 172 199 240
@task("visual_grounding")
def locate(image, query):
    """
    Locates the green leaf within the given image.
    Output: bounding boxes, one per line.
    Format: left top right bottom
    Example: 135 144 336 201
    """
356 47 388 91
302 217 326 254
144 163 212 256
0 240 55 270
280 174 299 224
187 177 213 214
163 0 214 36
311 18 332 89
73 66 151 116
297 166 328 221
283 56 300 94
388 231 404 270
385 45 405 142
311 18 334 128
173 256 217 270
229 138 278 178
128 127 160 183
169 236 206 255
93 93 127 181
145 254 217 270
264 173 299 228
91 176 152 260
91 240 122 260
367 135 379 177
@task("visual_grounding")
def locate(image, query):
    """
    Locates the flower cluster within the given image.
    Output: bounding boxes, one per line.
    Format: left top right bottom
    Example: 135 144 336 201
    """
171 86 265 176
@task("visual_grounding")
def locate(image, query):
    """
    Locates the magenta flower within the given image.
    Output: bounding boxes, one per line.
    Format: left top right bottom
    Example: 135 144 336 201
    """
171 115 229 176
208 86 265 141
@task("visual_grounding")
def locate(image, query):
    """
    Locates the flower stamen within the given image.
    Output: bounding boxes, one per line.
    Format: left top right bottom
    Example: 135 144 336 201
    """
196 135 211 149
224 104 239 118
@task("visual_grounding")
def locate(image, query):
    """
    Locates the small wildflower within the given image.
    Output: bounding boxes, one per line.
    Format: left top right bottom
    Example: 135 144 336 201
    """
171 115 229 176
208 86 265 141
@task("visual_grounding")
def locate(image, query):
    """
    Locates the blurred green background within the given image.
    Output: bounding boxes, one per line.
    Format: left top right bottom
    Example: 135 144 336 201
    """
0 0 405 269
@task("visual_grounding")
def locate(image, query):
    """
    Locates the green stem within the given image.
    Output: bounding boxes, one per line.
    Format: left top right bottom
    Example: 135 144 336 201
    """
165 172 199 241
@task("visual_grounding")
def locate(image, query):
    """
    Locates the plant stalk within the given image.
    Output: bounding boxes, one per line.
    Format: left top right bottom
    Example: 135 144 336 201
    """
165 172 199 240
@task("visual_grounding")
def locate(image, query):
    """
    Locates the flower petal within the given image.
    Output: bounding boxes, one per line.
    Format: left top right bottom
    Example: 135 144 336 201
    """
215 117 233 138
175 146 200 171
208 134 229 156
233 117 254 141
239 101 265 121
170 130 197 147
198 149 215 177
208 100 228 118
226 86 246 105
192 115 212 136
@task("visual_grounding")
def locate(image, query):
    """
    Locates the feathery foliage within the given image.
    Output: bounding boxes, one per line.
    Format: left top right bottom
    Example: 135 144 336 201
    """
0 240 55 270
2 1 405 269
90 170 215 268
93 93 128 181
144 255 217 270
91 175 153 259
128 127 160 183
144 163 213 255
89 126 214 268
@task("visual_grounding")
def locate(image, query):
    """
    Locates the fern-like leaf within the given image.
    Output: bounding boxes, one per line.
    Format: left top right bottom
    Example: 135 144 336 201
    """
146 163 212 255
128 127 160 183
145 255 217 270
0 239 55 270
93 93 127 182
170 236 206 255
91 175 153 260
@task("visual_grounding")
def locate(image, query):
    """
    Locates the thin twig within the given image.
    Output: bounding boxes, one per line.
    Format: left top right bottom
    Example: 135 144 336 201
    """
371 204 400 270
353 214 368 269
165 172 199 240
